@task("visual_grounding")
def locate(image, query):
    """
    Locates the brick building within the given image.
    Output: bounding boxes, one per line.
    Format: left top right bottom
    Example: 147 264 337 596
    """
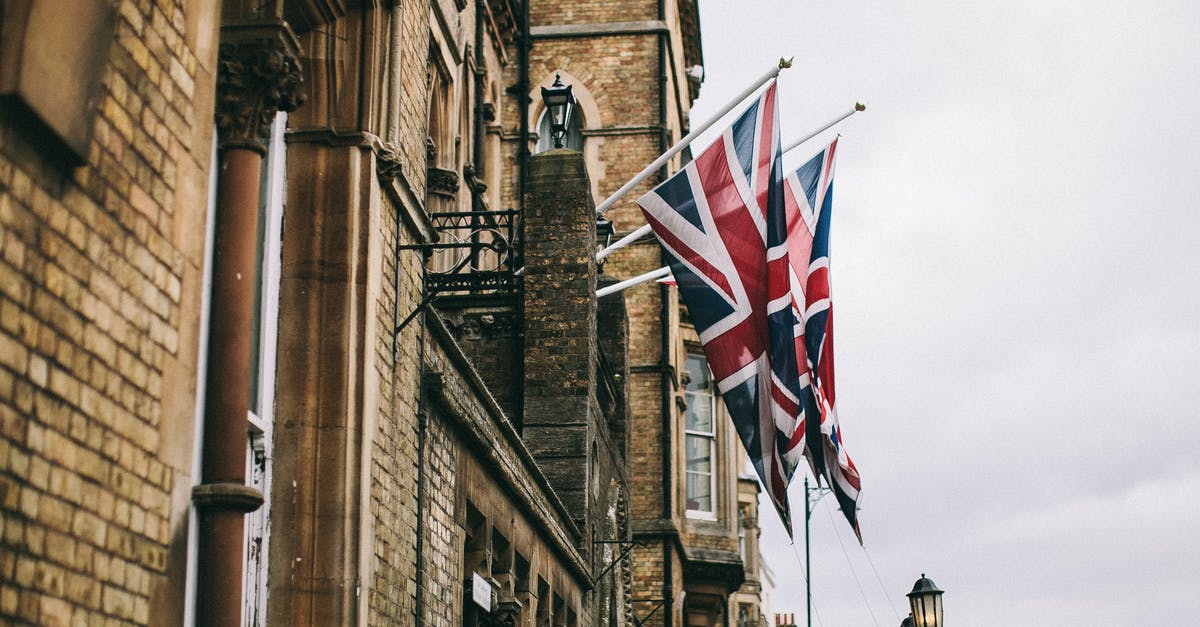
0 0 765 625
508 1 771 625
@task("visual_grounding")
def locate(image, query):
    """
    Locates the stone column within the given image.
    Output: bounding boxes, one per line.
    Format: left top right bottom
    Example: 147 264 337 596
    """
521 148 598 532
192 28 303 627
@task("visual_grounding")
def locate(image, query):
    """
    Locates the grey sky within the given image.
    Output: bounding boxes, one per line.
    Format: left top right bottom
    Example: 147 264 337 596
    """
687 1 1200 624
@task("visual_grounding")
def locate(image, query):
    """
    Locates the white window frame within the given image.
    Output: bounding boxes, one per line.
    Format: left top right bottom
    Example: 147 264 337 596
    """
684 352 718 520
242 111 287 627
184 113 286 627
183 129 221 627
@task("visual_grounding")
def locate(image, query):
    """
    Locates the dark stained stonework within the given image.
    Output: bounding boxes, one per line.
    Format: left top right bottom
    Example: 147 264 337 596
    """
215 37 305 153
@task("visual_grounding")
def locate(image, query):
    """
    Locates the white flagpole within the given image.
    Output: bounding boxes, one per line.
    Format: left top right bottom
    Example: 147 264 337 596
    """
596 266 672 298
593 57 794 218
596 223 653 262
781 101 865 156
594 101 866 264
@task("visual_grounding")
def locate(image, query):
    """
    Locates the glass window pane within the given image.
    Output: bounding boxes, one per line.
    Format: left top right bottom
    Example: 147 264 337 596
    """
685 435 711 473
685 391 712 432
685 354 711 391
685 472 711 511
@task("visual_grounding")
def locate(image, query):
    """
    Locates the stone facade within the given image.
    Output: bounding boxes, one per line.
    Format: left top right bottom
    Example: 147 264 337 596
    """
0 0 764 625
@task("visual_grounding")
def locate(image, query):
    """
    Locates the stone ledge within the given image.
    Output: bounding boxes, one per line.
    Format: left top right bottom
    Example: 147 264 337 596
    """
192 482 264 512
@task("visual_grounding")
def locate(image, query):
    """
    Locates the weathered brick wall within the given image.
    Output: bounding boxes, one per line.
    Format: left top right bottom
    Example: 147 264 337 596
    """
367 185 421 626
530 36 660 130
532 0 657 26
0 1 220 624
630 542 684 627
437 302 522 422
368 0 434 623
394 0 432 200
521 150 599 533
516 3 705 626
419 405 464 627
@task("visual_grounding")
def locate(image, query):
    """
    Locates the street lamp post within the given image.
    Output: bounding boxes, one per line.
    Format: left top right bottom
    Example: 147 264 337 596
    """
540 74 576 149
904 574 944 627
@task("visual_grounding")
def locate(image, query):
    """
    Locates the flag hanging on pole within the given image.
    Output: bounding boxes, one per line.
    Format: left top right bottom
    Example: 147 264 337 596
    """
784 138 863 542
636 81 806 536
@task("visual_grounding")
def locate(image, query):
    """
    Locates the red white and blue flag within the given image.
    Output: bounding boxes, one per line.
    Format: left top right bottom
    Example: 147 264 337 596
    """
636 82 806 535
785 138 863 542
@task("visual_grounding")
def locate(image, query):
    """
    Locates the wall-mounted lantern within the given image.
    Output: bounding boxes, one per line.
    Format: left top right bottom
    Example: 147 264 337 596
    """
540 74 576 149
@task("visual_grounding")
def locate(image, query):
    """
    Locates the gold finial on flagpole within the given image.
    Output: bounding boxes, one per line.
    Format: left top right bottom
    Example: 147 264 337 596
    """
855 101 867 112
779 57 794 69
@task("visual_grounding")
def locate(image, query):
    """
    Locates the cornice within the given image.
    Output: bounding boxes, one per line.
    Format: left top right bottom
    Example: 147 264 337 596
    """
530 20 668 40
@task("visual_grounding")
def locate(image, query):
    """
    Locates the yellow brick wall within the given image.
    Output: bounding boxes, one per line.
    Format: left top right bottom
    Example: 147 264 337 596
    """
0 1 219 624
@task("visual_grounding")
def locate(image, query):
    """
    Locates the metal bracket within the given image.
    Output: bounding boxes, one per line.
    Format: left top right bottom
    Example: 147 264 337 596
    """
394 208 522 337
631 598 668 626
394 291 440 335
398 208 521 295
591 533 644 581
806 482 831 522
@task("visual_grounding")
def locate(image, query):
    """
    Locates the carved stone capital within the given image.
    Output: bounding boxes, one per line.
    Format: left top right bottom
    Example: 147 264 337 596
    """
445 310 517 341
215 36 305 153
428 167 461 197
377 147 404 183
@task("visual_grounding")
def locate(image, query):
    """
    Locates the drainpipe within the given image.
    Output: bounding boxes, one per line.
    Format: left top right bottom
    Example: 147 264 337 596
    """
657 0 676 624
194 34 303 627
473 0 486 184
413 259 432 624
470 0 487 271
515 0 531 431
517 0 531 202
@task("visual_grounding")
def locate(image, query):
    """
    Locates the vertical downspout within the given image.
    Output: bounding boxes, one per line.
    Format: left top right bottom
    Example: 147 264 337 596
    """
414 262 430 624
195 144 264 627
517 0 531 203
470 0 486 272
195 36 303 627
515 0 531 432
657 1 675 624
389 1 404 365
473 0 486 187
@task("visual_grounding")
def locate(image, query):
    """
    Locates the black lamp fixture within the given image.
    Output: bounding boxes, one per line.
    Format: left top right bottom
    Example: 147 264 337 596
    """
905 574 944 627
540 74 576 149
596 214 615 250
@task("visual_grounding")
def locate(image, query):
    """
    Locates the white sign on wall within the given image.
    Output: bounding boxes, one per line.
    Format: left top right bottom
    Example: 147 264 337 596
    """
472 572 491 611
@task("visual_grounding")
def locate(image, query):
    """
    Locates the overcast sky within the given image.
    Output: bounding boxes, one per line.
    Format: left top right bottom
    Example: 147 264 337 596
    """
686 2 1200 625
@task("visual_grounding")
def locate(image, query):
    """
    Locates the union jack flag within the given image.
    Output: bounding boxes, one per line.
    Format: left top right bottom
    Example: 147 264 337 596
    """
785 138 863 542
637 82 805 535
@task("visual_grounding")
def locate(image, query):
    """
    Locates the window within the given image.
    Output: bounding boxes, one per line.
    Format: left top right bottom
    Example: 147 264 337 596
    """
242 112 287 626
684 353 717 517
737 604 752 627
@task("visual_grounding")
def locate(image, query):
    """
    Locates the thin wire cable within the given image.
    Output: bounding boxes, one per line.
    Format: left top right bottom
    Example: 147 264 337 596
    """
861 542 903 622
822 499 880 627
789 540 826 627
